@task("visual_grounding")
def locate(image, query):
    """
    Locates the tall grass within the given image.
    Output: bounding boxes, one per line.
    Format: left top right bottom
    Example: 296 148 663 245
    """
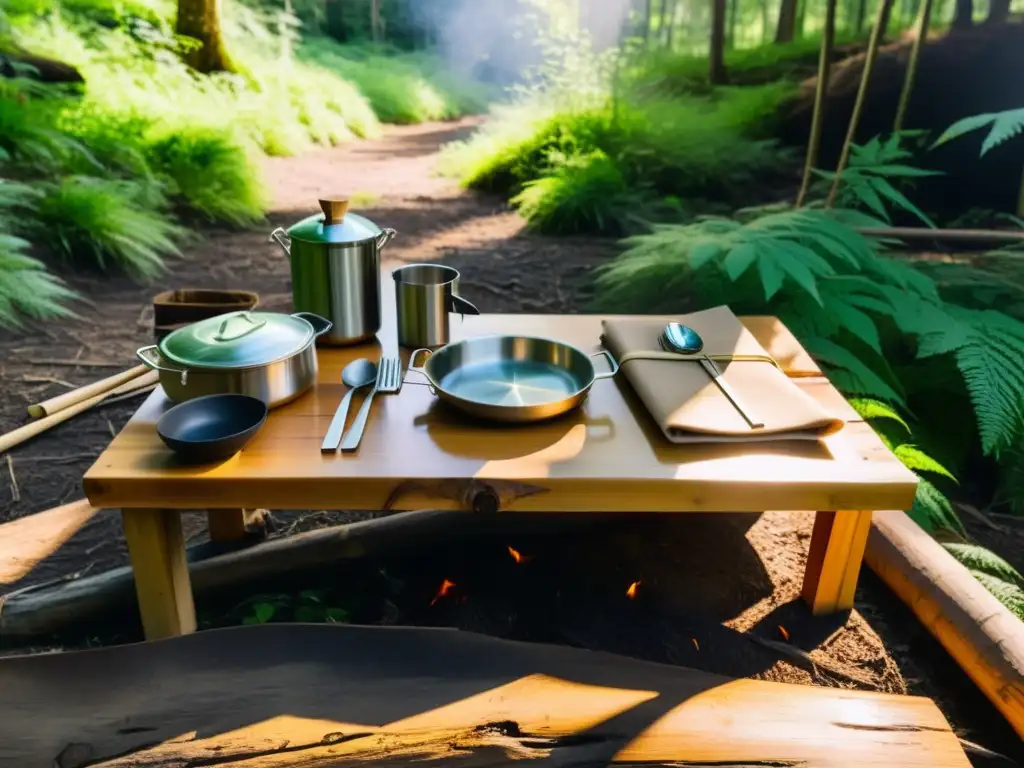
0 0 483 326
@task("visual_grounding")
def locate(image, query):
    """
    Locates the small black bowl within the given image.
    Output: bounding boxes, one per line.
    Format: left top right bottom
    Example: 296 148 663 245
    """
157 394 268 465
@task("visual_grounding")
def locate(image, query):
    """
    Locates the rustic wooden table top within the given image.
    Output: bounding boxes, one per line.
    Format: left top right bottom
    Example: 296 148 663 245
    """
83 309 918 514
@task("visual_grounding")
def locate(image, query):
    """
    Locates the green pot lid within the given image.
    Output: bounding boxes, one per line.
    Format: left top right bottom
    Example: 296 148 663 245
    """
286 198 383 244
158 311 314 368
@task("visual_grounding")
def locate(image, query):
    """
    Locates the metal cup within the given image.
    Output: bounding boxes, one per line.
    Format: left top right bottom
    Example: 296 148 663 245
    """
392 264 480 348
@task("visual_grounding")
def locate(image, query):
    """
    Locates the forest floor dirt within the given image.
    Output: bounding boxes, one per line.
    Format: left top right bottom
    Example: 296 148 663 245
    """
0 119 1022 762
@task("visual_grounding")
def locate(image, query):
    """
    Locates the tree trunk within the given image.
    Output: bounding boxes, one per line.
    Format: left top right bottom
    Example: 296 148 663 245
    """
775 0 798 42
665 0 678 47
761 0 770 41
729 0 740 47
656 0 669 44
643 0 653 40
795 0 807 37
371 0 382 42
796 0 837 207
893 0 934 131
985 0 1010 24
876 0 894 35
827 0 894 206
952 0 973 29
710 0 729 84
855 0 867 33
176 0 233 73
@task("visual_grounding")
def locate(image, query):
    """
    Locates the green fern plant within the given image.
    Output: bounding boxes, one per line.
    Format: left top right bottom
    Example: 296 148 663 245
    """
942 542 1024 621
933 109 1024 155
0 181 77 327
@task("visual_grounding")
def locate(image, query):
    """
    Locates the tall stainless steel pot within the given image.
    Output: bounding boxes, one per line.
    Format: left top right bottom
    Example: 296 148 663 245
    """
269 197 396 346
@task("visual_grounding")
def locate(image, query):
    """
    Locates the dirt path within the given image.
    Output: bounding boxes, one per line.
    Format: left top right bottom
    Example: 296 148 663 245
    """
1 120 1022 761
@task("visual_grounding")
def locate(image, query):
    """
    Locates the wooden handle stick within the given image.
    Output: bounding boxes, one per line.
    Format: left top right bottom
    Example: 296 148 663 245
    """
1 371 159 455
27 364 149 419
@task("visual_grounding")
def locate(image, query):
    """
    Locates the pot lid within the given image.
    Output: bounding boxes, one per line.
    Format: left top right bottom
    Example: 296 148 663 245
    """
286 197 383 244
158 311 314 368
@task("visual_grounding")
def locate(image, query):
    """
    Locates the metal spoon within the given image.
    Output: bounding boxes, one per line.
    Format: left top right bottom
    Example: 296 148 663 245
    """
661 322 764 429
321 358 377 453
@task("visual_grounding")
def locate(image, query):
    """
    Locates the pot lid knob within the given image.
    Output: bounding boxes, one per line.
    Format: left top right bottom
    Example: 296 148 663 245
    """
319 196 350 225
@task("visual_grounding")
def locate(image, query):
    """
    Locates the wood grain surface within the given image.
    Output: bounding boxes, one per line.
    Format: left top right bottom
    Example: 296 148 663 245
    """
83 311 918 514
0 624 969 767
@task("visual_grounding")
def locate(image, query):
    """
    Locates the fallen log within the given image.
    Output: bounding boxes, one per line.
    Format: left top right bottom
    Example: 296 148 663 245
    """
0 623 970 767
0 509 602 639
865 510 1024 740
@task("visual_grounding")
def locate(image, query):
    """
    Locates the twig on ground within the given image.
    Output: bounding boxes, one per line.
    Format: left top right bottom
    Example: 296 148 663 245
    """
6 455 20 503
955 502 1008 533
136 304 150 329
19 375 76 389
27 359 124 369
16 453 98 464
107 419 116 437
745 634 877 689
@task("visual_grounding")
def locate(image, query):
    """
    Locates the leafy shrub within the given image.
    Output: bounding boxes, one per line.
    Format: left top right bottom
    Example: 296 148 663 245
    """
0 181 77 328
32 177 183 277
943 542 1024 621
440 84 795 234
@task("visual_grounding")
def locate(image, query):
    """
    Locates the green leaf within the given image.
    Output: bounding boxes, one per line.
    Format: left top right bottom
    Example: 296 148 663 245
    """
967 570 1024 621
908 476 964 534
803 337 905 404
846 179 890 221
723 242 757 280
866 176 936 228
981 109 1024 155
848 397 910 432
931 113 997 149
828 300 882 353
689 240 725 270
294 605 325 622
867 164 940 178
325 607 350 623
894 444 957 481
943 542 1024 586
253 602 276 623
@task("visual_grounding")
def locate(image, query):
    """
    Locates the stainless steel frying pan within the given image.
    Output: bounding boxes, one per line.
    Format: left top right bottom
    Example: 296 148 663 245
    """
407 335 619 423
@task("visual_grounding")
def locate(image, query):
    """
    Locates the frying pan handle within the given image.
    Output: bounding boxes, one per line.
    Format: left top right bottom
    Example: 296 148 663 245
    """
405 348 436 392
591 349 619 381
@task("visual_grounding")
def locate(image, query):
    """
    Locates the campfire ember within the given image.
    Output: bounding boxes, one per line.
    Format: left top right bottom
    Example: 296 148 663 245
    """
626 580 641 599
778 625 790 642
430 579 456 607
507 545 529 564
692 638 700 651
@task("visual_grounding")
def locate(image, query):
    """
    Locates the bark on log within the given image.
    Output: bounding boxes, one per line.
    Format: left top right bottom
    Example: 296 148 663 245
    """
865 510 1024 740
0 500 99 585
0 623 970 767
0 50 84 83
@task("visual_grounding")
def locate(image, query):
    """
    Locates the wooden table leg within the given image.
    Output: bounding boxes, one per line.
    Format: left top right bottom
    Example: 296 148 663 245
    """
121 508 196 640
207 509 266 542
801 510 873 615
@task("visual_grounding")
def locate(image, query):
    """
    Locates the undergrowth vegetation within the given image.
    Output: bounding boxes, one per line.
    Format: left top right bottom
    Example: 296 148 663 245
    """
594 131 1024 617
0 0 480 327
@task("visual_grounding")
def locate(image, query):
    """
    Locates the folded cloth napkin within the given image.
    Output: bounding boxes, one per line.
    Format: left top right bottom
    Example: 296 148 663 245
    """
601 306 845 443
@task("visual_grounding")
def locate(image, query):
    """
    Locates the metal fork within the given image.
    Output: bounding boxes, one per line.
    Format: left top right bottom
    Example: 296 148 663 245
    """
340 355 402 453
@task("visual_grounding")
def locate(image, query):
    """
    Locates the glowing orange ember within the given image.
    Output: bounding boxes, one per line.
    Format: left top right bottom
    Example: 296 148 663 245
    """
626 580 641 599
507 545 529 564
778 624 790 641
430 579 456 606
692 638 700 651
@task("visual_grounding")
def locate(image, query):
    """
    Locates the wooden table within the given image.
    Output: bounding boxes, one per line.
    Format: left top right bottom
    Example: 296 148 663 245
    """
84 312 919 640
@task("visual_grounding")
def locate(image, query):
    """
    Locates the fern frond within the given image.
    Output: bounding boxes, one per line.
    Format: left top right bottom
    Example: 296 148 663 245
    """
932 108 1024 156
801 336 904 404
966 570 1024 621
894 444 957 481
909 476 965 534
849 397 911 432
943 542 1024 586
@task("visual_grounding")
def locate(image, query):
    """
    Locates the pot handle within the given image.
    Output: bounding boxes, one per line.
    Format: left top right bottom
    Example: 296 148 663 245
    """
137 345 189 386
448 294 480 317
405 348 436 392
292 312 334 338
214 312 267 342
591 350 620 381
375 227 397 251
269 227 291 257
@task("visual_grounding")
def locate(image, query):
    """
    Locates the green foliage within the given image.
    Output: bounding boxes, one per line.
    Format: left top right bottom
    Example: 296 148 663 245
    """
943 542 1024 621
299 39 488 124
967 571 1024 621
816 134 939 227
933 108 1024 156
32 177 183 278
0 182 78 328
440 84 795 235
239 590 351 625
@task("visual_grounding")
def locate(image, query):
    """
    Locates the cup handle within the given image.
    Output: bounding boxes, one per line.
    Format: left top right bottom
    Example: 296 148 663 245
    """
591 350 620 381
448 294 480 317
406 348 437 393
